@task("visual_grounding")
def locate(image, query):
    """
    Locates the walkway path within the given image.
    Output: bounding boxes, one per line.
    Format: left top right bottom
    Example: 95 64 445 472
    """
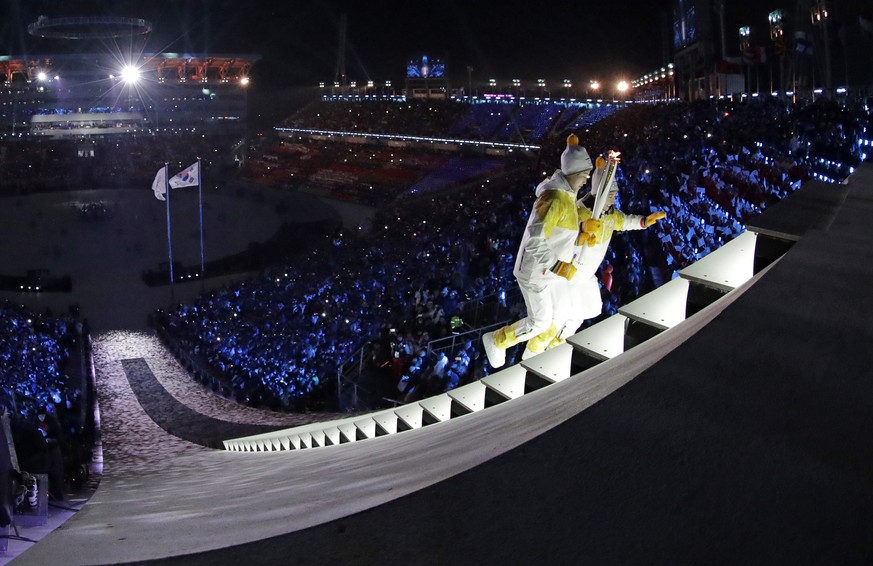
94 331 347 475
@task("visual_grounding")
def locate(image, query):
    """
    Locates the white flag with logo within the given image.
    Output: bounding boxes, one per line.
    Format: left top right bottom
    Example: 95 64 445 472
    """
152 167 167 201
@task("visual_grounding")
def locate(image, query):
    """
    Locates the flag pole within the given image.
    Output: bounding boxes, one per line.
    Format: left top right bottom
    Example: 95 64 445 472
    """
197 157 205 276
165 162 174 288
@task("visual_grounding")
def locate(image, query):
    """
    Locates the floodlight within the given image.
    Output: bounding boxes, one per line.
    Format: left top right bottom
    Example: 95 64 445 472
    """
121 65 140 84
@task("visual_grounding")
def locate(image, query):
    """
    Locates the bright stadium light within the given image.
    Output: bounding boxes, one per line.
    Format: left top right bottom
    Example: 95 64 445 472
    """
240 76 250 86
37 72 47 81
617 80 629 92
121 65 140 84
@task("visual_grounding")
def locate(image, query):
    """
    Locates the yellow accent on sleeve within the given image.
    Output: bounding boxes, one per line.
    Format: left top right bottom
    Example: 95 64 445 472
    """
611 210 627 231
535 190 576 238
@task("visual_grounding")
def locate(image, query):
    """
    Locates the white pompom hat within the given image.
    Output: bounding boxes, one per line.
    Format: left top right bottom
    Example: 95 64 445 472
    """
560 133 592 175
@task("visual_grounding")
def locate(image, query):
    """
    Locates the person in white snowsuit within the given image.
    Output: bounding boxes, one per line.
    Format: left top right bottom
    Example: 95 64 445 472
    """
547 161 666 347
482 134 593 368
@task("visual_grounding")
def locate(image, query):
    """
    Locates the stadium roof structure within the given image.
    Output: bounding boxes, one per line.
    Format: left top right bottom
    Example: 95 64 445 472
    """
27 16 153 40
138 54 256 83
0 53 259 84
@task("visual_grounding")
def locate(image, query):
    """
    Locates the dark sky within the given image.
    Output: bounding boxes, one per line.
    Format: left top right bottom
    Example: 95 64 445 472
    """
0 0 800 89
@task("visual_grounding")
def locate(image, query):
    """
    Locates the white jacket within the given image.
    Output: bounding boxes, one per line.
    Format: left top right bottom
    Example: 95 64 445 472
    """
513 170 581 283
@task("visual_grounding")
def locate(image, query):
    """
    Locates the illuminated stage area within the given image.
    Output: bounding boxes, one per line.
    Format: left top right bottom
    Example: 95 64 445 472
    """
11 165 873 564
0 53 254 139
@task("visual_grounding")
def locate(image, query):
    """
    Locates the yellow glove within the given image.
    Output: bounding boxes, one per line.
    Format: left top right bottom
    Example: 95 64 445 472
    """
579 218 601 247
549 260 577 281
644 211 666 227
582 218 601 233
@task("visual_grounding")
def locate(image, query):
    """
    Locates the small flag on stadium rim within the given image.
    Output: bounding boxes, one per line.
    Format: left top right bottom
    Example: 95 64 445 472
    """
152 162 200 200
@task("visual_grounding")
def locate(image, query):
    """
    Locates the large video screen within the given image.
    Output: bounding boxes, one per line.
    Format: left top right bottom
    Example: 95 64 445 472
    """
407 55 445 78
673 0 698 50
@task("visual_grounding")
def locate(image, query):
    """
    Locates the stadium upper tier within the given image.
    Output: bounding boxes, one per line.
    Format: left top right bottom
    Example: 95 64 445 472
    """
283 98 619 145
0 53 256 138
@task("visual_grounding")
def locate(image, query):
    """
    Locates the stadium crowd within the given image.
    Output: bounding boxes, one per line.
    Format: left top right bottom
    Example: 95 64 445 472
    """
284 99 468 137
0 301 90 500
162 165 529 408
2 93 866 415
282 98 615 144
244 136 515 205
0 133 239 193
159 95 871 412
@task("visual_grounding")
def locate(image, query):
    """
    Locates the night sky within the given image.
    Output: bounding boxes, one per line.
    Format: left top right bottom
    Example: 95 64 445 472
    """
0 0 788 89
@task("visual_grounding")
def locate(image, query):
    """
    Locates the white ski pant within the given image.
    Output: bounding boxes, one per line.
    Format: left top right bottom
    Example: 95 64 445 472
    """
554 274 603 340
511 278 557 342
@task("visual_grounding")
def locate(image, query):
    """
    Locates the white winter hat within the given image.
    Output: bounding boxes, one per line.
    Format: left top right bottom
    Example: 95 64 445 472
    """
560 133 592 175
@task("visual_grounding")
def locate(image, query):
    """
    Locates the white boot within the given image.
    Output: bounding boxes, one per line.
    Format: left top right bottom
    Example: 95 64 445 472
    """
521 346 538 361
482 331 506 368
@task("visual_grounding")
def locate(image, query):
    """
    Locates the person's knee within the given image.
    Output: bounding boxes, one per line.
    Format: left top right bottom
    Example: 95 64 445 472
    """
527 316 553 337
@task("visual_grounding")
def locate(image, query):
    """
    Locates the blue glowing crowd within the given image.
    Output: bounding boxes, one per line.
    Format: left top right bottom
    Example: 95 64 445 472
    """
0 302 80 420
0 301 88 498
161 96 871 411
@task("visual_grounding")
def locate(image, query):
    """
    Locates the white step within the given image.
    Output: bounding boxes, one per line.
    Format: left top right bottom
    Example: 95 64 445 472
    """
480 364 528 401
680 230 757 292
619 276 689 330
567 313 628 361
520 343 574 383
